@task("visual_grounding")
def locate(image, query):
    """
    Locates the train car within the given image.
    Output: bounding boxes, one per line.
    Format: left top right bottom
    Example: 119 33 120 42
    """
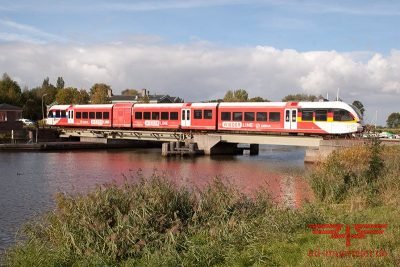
217 101 363 135
46 105 72 126
112 103 133 128
132 103 185 130
187 103 218 130
71 104 114 128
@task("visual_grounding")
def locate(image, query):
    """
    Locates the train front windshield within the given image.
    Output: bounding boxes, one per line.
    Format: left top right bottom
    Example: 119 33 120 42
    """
350 104 363 121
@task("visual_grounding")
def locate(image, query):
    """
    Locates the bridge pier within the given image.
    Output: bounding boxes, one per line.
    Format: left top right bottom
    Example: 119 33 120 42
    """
304 139 367 163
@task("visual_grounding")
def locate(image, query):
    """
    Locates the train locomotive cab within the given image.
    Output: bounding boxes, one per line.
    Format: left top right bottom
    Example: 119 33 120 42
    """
297 101 364 135
46 105 71 126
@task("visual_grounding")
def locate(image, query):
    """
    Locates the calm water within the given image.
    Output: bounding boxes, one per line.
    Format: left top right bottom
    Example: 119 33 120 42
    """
0 145 311 252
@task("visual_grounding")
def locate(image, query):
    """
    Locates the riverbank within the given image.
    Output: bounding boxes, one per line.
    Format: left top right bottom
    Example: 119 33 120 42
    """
3 141 400 266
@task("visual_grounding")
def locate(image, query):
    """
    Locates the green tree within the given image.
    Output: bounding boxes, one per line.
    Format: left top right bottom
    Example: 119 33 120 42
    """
40 77 58 106
282 94 322 102
386 112 400 128
352 100 365 116
56 87 77 104
56 77 65 90
75 89 90 104
249 96 269 102
0 73 22 106
21 88 42 120
90 83 111 104
223 89 249 102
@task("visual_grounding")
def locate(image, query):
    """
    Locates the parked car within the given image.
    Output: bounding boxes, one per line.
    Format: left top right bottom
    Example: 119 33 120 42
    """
17 118 35 126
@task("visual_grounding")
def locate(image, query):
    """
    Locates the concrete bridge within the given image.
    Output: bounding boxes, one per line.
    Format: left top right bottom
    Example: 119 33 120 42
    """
59 128 399 162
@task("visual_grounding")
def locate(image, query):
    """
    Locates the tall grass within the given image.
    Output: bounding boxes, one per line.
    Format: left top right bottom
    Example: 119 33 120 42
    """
309 139 400 208
4 174 323 266
4 142 400 266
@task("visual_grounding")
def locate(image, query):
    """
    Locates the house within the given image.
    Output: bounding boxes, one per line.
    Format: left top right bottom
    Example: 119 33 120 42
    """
110 89 183 104
0 103 22 122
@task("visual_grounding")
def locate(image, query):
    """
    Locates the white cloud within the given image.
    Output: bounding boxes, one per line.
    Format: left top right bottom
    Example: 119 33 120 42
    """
0 42 399 125
0 19 66 43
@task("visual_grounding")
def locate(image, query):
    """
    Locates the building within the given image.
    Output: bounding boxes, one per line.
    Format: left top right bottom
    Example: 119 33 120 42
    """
0 103 22 122
111 89 183 104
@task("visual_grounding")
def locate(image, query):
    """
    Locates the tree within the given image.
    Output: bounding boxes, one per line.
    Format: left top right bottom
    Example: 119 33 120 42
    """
223 89 249 102
386 112 400 128
90 83 111 104
352 100 365 116
56 88 90 104
56 77 65 89
0 73 22 106
249 96 269 102
75 89 90 104
282 94 322 102
39 77 58 106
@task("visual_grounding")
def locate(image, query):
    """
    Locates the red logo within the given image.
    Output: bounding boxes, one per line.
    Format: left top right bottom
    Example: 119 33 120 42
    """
308 224 388 247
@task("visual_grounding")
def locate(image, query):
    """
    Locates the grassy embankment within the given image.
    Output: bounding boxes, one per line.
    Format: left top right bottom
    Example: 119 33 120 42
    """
4 140 400 266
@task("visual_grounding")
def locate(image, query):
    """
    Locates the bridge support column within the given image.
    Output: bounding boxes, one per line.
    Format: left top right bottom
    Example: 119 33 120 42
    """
250 144 259 155
304 139 363 163
193 135 242 155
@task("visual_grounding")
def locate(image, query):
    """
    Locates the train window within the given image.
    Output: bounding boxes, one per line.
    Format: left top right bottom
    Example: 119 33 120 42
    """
233 112 242 121
71 111 74 119
83 112 88 119
334 110 353 121
285 110 290 122
221 112 231 121
55 110 61 118
161 112 169 120
96 112 102 119
135 112 142 120
204 110 212 119
48 111 53 118
181 110 185 120
256 112 267 121
103 112 110 119
61 110 67 118
194 110 202 119
315 110 327 121
301 111 313 121
152 112 160 120
244 112 255 121
292 110 297 122
144 112 150 120
170 112 178 120
76 112 81 119
89 112 95 119
269 112 280 122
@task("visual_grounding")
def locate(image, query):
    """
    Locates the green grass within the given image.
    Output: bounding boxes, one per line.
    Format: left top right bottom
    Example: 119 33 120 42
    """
4 144 400 266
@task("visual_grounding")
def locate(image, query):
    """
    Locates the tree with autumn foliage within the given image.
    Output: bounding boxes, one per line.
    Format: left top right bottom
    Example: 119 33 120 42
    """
90 83 111 104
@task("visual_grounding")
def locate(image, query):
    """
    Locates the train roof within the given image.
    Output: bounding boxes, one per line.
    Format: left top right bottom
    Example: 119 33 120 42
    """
48 105 71 110
133 103 185 108
74 104 114 109
218 102 286 107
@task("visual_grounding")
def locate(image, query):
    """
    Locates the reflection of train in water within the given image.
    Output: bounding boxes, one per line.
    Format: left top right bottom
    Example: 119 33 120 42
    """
46 101 364 135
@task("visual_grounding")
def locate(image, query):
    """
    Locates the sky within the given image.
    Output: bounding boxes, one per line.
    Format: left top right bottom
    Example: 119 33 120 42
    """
1 0 400 125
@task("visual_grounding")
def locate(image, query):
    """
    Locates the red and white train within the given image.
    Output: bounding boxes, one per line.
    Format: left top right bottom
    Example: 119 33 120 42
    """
46 101 363 135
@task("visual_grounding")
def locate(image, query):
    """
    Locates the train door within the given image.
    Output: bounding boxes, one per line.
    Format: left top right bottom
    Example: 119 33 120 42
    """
67 109 74 124
284 109 297 130
181 109 191 127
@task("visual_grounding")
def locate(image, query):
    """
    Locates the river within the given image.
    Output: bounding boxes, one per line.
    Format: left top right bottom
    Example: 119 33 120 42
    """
0 145 311 252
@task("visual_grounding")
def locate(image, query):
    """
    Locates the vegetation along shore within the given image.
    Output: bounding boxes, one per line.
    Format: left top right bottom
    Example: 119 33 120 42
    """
3 140 400 266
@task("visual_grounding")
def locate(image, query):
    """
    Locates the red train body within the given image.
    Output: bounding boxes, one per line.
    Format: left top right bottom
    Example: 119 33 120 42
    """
46 101 363 135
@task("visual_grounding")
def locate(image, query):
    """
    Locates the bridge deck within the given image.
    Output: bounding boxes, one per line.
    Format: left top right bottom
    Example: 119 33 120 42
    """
60 128 322 147
209 134 322 147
